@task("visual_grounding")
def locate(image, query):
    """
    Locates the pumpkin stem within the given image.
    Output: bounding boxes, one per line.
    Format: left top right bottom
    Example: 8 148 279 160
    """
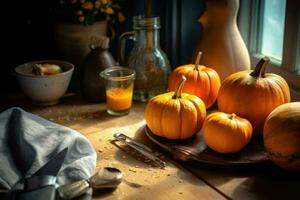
173 76 187 99
250 57 270 78
194 51 203 71
229 113 237 120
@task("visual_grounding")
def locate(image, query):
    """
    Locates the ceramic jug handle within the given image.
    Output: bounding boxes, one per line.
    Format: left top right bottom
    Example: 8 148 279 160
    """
118 31 134 65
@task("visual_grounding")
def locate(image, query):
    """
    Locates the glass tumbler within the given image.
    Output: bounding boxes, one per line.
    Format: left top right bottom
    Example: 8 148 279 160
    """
100 66 135 116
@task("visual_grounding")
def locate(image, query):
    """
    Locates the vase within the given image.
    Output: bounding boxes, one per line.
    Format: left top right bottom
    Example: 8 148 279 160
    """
54 21 108 67
192 0 250 80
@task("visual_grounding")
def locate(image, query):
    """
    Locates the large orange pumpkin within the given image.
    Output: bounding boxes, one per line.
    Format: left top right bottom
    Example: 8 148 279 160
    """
168 52 221 108
203 112 253 154
264 102 300 173
218 57 290 134
145 76 206 139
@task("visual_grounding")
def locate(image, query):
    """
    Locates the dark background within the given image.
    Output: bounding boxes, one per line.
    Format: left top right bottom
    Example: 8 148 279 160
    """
2 0 204 94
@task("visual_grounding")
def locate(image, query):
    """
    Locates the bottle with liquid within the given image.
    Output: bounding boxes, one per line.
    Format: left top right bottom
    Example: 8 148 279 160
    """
119 15 171 102
81 36 116 102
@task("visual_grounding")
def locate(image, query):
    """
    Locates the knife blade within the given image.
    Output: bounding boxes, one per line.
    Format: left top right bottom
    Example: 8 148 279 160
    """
24 147 68 191
32 148 68 176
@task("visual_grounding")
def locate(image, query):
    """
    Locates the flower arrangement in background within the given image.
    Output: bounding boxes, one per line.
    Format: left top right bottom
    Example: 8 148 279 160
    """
52 0 126 25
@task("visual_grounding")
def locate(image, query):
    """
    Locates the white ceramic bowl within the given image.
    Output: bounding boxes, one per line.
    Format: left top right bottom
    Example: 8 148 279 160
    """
15 60 74 105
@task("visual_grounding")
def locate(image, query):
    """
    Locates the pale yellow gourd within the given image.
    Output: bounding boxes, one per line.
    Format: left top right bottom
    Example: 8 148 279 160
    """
264 102 300 173
192 0 250 80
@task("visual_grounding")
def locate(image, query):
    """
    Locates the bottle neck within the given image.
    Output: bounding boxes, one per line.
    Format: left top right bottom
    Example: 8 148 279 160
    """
200 0 238 27
133 15 161 49
134 29 160 48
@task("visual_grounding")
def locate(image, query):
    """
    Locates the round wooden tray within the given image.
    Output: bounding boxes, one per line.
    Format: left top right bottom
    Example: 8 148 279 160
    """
145 126 269 168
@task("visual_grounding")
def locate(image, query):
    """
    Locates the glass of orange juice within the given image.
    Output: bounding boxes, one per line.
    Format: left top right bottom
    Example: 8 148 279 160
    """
100 66 135 116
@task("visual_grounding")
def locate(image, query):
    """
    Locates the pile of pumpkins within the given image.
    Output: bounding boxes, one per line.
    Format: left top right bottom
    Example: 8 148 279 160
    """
144 52 300 173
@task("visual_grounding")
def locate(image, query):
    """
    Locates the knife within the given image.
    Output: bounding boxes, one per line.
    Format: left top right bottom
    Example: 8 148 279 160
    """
16 147 68 200
24 147 68 191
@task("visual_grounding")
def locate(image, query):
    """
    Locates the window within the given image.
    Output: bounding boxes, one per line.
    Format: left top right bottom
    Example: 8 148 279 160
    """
238 0 300 100
261 0 286 60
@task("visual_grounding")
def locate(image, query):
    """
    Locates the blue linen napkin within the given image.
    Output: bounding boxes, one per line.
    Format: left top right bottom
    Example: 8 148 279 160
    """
0 107 96 191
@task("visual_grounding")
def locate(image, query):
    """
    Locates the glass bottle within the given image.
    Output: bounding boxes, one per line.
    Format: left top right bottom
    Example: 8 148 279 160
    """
81 36 116 102
119 16 171 102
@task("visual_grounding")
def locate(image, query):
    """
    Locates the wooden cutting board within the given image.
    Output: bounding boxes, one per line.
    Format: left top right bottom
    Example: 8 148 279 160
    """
145 126 269 168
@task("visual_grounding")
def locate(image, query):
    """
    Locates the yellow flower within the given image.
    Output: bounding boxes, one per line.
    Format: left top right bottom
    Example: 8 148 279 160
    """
78 16 85 22
55 0 126 25
105 7 114 15
101 0 108 5
118 12 126 23
94 0 101 9
81 1 94 10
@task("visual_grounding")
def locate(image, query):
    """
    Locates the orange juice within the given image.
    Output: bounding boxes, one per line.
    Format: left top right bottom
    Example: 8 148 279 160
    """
106 87 133 110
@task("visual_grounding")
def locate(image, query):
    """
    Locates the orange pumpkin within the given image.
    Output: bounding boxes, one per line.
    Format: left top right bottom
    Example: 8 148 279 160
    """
217 57 290 134
168 52 221 108
203 112 253 154
145 76 206 139
264 102 300 173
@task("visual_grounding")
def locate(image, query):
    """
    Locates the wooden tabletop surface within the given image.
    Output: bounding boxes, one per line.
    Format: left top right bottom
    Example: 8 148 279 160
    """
2 92 300 200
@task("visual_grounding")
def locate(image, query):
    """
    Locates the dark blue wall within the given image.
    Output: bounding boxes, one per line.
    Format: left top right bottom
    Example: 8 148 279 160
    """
2 0 205 92
110 0 205 68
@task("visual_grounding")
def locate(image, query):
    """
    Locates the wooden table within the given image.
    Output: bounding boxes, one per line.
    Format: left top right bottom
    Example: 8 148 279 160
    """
2 93 300 200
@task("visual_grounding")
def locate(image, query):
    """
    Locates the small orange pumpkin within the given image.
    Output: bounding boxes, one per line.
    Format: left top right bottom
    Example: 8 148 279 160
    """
168 52 221 108
203 112 253 154
217 57 290 134
264 102 300 173
145 76 206 139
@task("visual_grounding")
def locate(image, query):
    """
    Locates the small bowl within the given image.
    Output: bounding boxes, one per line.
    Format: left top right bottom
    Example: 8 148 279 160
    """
14 60 74 106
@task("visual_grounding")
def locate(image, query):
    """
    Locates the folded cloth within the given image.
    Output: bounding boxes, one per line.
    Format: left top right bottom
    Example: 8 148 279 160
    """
0 107 97 191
